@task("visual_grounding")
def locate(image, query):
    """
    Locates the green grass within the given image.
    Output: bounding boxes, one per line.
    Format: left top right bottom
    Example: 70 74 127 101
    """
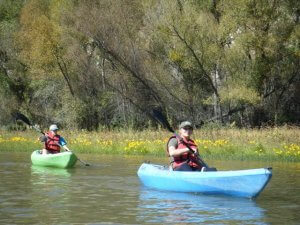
0 126 300 162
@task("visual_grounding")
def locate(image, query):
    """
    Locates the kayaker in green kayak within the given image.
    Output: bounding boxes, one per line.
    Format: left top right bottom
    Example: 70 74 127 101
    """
167 121 205 171
39 124 71 154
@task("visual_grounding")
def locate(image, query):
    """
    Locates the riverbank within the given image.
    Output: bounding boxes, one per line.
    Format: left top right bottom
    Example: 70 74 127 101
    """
0 127 299 162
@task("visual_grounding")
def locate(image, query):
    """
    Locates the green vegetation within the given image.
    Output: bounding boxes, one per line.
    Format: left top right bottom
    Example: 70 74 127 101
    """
1 127 300 162
0 0 299 130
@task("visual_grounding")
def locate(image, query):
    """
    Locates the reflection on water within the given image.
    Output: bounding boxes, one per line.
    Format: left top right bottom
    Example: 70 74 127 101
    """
29 165 75 224
138 188 266 224
31 165 71 177
30 165 73 208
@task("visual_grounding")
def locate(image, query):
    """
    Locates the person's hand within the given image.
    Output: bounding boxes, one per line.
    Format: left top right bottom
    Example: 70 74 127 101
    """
177 148 189 155
179 138 185 144
189 148 199 157
39 135 47 142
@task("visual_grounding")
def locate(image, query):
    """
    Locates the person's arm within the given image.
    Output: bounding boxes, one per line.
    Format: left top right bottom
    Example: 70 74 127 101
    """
169 146 190 156
59 137 71 151
168 138 190 157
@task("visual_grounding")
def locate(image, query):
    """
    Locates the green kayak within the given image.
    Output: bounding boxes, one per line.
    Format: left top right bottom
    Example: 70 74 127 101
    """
31 150 78 168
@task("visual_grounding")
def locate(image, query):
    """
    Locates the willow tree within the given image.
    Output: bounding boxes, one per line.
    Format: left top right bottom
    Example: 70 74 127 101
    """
68 0 169 128
15 0 80 127
142 0 299 126
142 0 229 123
220 0 300 125
0 0 27 126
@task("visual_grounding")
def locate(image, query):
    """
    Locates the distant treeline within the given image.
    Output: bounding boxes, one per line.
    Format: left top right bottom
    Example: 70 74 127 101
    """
0 0 299 130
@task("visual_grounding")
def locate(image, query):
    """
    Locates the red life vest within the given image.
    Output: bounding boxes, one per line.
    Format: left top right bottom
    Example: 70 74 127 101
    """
166 135 201 170
45 132 61 153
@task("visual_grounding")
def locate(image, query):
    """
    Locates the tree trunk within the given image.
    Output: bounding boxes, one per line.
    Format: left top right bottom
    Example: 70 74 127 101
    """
212 63 222 123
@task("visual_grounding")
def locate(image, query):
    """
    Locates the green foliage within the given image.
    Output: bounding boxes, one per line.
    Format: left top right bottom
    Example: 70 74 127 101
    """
220 84 261 105
0 0 299 130
18 0 62 73
0 0 23 20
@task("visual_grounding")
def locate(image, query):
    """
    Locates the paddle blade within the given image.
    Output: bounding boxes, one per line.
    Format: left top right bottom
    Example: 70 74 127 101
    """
151 109 174 133
78 158 90 166
13 112 31 126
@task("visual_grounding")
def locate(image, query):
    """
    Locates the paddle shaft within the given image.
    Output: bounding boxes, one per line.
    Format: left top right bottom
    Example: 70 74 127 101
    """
77 158 90 166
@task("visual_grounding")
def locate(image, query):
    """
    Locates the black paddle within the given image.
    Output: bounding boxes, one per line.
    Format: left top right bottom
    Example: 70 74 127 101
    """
151 109 217 171
15 112 90 166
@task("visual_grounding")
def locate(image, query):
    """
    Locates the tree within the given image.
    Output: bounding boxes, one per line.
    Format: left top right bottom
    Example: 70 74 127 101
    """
0 0 28 127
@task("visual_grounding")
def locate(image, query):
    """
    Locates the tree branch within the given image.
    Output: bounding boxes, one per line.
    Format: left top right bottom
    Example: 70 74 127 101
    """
172 25 219 97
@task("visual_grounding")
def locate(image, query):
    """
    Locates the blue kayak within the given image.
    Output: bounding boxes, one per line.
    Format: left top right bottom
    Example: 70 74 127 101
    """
137 163 272 198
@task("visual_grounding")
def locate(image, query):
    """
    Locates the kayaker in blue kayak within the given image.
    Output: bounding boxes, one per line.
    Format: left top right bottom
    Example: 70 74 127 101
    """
39 124 71 154
167 121 205 171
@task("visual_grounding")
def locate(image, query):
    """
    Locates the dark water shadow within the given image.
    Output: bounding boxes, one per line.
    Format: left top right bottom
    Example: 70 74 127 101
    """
137 188 267 224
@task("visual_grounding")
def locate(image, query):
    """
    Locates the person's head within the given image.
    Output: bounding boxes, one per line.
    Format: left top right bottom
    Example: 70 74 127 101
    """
179 121 193 138
49 124 59 134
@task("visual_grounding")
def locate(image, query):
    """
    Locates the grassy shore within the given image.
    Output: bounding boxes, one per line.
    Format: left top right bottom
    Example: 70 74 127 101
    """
0 127 300 162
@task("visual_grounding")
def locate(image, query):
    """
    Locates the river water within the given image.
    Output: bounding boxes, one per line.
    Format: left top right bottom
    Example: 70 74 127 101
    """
0 152 299 224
